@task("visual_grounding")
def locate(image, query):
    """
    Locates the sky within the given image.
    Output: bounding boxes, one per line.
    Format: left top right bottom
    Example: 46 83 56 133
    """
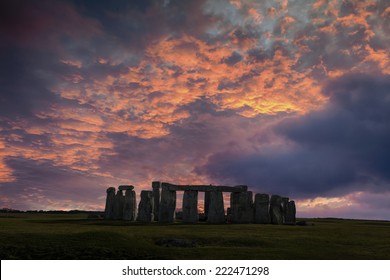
0 0 389 220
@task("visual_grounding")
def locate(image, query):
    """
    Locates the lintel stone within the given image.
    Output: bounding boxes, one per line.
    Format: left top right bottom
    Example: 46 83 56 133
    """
118 185 134 191
162 182 247 192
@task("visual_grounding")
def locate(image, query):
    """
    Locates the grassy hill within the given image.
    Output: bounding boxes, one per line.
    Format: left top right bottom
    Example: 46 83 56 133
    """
0 213 389 259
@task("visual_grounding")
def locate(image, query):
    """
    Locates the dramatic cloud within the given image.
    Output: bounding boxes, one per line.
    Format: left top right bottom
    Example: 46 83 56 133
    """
0 157 108 210
0 0 389 219
196 74 390 197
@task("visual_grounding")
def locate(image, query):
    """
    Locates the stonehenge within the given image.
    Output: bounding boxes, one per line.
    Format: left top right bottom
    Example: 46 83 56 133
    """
152 181 161 221
207 191 225 223
123 188 137 221
104 181 296 225
137 191 154 222
270 195 283 224
230 191 254 223
104 187 116 220
182 190 198 223
113 190 125 220
284 201 296 225
254 193 270 224
158 185 176 223
204 191 210 220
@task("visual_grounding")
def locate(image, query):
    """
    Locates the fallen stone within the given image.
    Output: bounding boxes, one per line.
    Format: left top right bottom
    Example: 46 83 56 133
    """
155 239 197 247
296 220 314 226
87 214 103 219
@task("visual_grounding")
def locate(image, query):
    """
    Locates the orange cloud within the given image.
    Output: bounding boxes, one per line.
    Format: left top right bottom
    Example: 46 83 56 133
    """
4 0 388 190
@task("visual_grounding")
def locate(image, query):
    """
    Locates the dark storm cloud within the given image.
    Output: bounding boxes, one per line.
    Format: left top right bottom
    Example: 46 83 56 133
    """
0 1 130 122
303 2 387 76
68 0 212 51
196 74 390 197
0 45 123 121
0 0 103 120
217 80 241 91
247 48 271 63
1 126 53 150
82 61 130 81
221 51 243 66
0 157 108 209
0 47 61 118
1 0 389 219
0 0 102 48
97 98 262 185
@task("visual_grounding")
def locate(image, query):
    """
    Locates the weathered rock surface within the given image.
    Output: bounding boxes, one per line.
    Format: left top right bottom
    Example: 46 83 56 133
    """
204 191 210 220
118 185 134 191
284 201 296 225
113 190 125 220
123 189 136 221
159 185 176 223
138 191 154 222
207 191 225 223
230 191 254 223
281 197 289 224
104 182 296 225
254 193 270 224
104 187 116 220
152 181 161 221
270 195 283 224
182 190 198 223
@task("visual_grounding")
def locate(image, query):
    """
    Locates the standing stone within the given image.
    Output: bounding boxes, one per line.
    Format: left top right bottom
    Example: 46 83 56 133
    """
123 190 136 221
152 181 161 221
138 191 154 222
104 187 116 220
230 191 254 223
270 195 283 224
226 207 232 223
284 201 296 225
207 191 225 223
159 184 176 223
182 190 198 223
281 197 289 224
204 191 210 220
254 193 270 224
113 190 125 220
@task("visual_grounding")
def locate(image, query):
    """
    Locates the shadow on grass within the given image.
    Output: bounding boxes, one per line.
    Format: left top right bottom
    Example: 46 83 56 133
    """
2 215 390 260
0 231 160 260
28 219 266 227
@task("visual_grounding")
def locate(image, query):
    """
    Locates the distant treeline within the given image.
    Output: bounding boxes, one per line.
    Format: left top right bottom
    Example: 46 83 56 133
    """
0 208 104 214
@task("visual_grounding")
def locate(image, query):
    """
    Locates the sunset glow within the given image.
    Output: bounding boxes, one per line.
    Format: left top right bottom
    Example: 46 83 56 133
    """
0 0 389 219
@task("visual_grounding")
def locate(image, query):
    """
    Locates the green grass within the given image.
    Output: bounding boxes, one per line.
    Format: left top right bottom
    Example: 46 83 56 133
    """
0 213 389 259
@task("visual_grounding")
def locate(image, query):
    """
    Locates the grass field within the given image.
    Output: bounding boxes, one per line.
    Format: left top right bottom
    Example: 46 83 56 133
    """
0 213 389 259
